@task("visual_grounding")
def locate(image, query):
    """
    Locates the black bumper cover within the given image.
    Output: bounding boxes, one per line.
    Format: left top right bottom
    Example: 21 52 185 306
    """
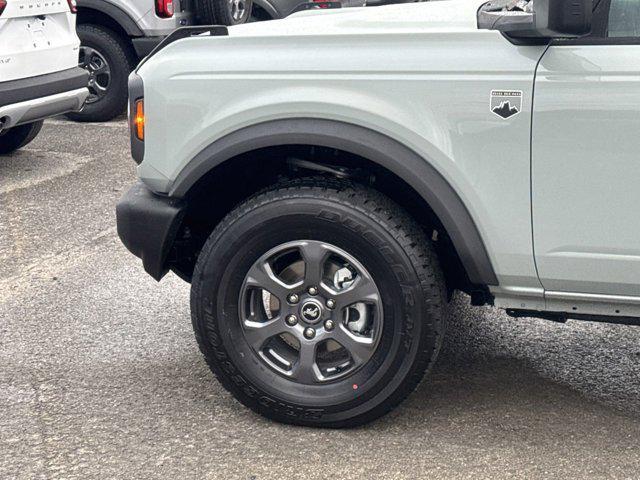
116 182 186 281
0 67 89 108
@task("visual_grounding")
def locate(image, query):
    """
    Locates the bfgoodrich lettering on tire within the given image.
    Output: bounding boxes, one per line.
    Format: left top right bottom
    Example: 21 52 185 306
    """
190 178 446 427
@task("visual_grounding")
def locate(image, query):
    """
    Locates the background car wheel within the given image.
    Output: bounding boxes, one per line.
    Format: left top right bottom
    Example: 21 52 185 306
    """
196 0 253 25
190 179 447 427
0 121 44 154
66 25 135 122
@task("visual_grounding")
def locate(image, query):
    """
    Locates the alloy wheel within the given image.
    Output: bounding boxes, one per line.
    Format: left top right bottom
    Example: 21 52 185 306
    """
229 0 247 22
239 240 383 384
79 46 111 104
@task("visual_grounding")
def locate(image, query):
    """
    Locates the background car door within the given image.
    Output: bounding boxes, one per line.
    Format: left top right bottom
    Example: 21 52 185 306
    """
532 0 640 296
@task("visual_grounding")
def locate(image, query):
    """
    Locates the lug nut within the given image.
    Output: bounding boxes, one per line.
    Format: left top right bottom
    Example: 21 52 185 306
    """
324 319 335 331
326 299 336 309
308 286 318 296
303 327 316 339
287 293 299 304
286 314 298 326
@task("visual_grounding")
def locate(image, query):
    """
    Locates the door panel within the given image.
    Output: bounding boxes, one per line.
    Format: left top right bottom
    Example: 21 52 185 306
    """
532 44 640 295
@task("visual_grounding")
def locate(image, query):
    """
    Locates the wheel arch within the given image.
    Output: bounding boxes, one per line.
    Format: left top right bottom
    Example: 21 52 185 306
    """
170 118 499 289
252 0 281 19
76 0 143 38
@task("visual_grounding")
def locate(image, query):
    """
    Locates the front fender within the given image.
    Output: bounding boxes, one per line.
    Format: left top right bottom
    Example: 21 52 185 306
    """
167 118 499 286
136 28 545 292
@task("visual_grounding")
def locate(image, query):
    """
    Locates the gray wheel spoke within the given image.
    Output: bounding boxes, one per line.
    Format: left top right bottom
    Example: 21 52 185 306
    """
229 0 244 21
93 81 108 93
92 61 109 76
245 261 291 301
243 317 285 351
300 241 330 287
290 342 320 383
333 325 376 366
334 276 379 309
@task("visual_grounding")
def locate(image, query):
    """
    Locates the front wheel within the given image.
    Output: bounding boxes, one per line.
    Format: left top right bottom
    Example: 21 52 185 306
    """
190 179 446 427
0 121 44 154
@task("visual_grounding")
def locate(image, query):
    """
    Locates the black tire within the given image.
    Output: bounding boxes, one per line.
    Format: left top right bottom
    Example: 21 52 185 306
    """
196 0 253 25
0 121 44 154
66 24 135 122
191 178 446 427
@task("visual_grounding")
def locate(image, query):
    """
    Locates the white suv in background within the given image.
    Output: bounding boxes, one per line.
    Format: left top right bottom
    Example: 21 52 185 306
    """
0 0 88 154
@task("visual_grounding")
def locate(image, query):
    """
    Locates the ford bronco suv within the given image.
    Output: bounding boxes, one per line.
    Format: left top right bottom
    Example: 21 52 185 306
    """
116 0 640 427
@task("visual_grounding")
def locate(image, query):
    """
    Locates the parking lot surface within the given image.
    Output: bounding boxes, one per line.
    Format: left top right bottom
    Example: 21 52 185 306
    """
1 119 640 479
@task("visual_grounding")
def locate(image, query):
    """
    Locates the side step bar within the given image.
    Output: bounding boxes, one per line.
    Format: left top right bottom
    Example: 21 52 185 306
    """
506 309 640 327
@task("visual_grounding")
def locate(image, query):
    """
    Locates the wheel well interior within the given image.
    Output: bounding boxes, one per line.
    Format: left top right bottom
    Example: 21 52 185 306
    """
168 145 479 299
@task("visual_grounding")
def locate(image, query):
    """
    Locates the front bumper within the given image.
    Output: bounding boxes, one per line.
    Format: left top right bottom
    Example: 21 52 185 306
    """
0 67 89 130
116 182 186 281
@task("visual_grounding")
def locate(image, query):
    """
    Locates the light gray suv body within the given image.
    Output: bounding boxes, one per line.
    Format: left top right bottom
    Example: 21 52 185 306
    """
116 0 640 427
70 0 366 121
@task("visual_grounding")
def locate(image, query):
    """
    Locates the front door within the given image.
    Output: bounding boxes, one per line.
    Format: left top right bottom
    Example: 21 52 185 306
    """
532 0 640 296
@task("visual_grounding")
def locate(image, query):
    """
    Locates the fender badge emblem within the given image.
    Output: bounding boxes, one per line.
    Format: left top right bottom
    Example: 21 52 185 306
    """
490 90 523 119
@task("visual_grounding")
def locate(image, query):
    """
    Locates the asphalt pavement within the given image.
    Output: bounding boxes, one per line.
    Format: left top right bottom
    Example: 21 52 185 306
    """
1 119 639 479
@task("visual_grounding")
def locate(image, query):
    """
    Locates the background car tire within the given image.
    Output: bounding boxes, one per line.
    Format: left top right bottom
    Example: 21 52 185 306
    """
0 121 44 154
196 0 253 26
190 178 447 427
66 25 135 122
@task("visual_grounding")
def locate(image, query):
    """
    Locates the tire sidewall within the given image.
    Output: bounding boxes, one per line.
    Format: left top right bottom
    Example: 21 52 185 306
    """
192 195 439 424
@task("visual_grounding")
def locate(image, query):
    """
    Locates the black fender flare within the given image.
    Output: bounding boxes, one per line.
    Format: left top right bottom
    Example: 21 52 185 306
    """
76 0 143 37
170 119 499 286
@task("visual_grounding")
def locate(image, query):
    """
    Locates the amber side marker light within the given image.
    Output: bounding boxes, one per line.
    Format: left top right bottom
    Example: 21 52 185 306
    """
134 99 144 141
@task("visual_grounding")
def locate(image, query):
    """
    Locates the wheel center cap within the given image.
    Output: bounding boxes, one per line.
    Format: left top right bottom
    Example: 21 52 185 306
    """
300 300 323 324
